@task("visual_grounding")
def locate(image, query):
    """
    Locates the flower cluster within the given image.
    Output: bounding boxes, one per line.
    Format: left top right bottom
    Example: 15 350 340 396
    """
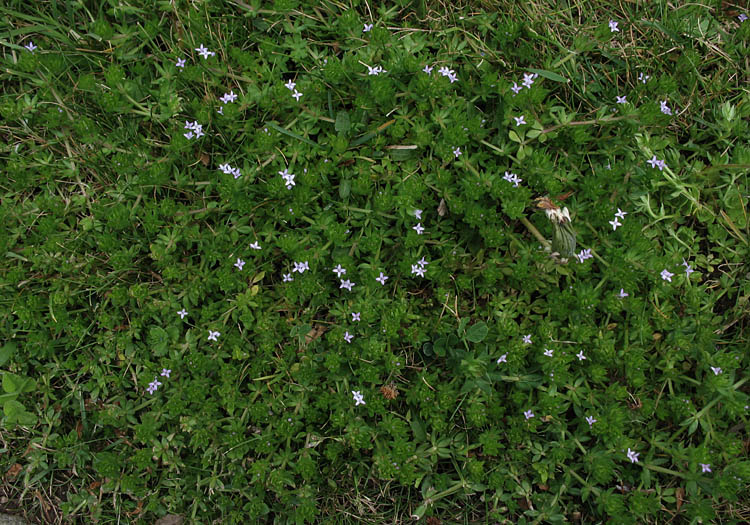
147 369 172 395
574 248 593 263
410 257 428 277
284 79 303 102
437 65 458 83
503 170 523 187
609 208 628 231
647 155 667 171
279 168 296 189
183 120 205 140
218 163 242 179
195 44 216 59
352 390 365 406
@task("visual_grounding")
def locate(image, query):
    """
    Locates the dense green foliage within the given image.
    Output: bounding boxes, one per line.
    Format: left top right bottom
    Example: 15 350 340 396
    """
1 1 749 523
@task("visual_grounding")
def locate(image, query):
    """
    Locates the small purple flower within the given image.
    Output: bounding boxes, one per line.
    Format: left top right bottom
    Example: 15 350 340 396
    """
411 264 426 277
249 241 261 250
615 208 628 220
576 351 586 361
24 41 38 53
609 218 622 231
177 309 188 319
352 390 365 406
221 91 238 104
344 331 354 343
453 147 462 158
609 20 619 32
660 100 672 116
413 223 425 235
176 57 186 68
207 330 221 342
351 312 361 322
522 334 532 345
333 264 347 278
574 249 593 263
617 288 629 298
195 44 215 59
524 410 534 420
234 258 245 271
414 209 423 220
376 272 389 285
661 269 674 282
543 348 554 357
282 273 293 282
284 79 296 91
510 82 522 95
514 115 526 126
363 23 373 32
616 95 627 104
340 279 355 291
497 353 507 364
292 90 303 102
738 13 748 22
627 448 639 463
161 368 171 378
586 416 596 426
710 366 722 375
522 73 535 88
422 64 433 74
700 463 712 473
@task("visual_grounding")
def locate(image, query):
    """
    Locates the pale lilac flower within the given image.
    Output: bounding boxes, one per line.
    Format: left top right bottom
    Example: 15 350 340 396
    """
700 463 712 473
660 100 672 116
340 279 355 291
522 334 532 345
609 20 619 32
447 72 458 83
351 312 361 322
616 95 627 104
710 366 722 375
609 218 622 231
249 241 261 250
195 44 215 59
352 390 365 406
574 248 593 263
576 351 586 361
413 223 425 235
284 80 296 91
617 288 629 298
510 82 522 95
497 353 507 364
176 57 186 68
367 65 385 76
376 272 389 285
234 258 245 270
221 91 238 104
161 368 171 378
218 163 232 174
411 264 426 277
503 171 522 187
656 159 667 170
24 41 37 53
626 448 639 463
453 147 462 158
661 269 674 282
217 106 224 115
417 256 429 267
638 72 650 84
544 348 554 357
292 90 303 102
586 416 596 426
183 131 195 140
522 73 535 88
437 66 450 76
193 126 204 139
685 265 694 278
414 209 423 220
615 208 628 220
282 273 293 282
524 410 534 420
232 167 241 179
514 115 526 126
647 155 665 170
739 14 748 22
422 64 433 74
207 330 220 342
363 23 373 32
344 331 354 343
177 309 188 319
333 264 347 278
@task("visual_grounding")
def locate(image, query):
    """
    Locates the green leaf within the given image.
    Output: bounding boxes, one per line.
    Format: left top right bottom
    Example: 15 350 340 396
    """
0 343 16 367
335 110 351 133
3 372 36 394
4 399 36 426
465 321 488 343
265 121 321 148
527 68 568 83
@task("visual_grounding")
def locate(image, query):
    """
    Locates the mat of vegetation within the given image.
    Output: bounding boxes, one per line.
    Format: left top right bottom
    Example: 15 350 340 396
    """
1 1 749 523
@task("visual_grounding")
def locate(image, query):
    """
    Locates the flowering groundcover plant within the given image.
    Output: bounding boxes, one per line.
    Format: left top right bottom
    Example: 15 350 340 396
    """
0 2 749 524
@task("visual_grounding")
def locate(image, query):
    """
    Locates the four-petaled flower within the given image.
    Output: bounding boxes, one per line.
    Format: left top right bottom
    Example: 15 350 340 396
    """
414 209 423 220
710 366 722 375
195 44 215 59
177 309 188 319
207 330 221 342
292 90 303 102
524 410 534 420
344 331 354 343
514 115 526 126
615 208 628 220
609 218 622 231
522 334 532 345
376 272 389 285
422 65 433 74
284 80 296 91
340 279 355 291
176 57 186 68
497 353 507 364
739 13 748 22
609 20 619 32
544 348 554 357
24 41 37 53
575 249 593 263
627 448 639 463
234 258 245 270
249 241 261 250
661 269 674 282
510 82 522 95
647 155 666 170
586 416 596 426
576 351 586 361
147 377 162 395
351 312 361 322
700 463 712 473
411 264 426 277
660 100 672 116
221 91 238 104
363 23 373 32
282 273 293 282
618 288 629 298
522 73 535 88
333 264 347 278
352 390 366 406
453 147 462 158
616 95 627 104
161 368 171 378
413 223 425 235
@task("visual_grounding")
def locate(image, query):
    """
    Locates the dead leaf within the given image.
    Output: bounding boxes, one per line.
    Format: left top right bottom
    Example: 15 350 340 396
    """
5 463 22 481
199 152 209 167
437 198 447 217
675 487 684 512
155 514 184 525
304 324 326 345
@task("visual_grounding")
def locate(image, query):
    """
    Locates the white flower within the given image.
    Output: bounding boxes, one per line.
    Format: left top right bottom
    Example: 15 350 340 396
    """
352 390 366 406
232 167 241 179
177 309 188 319
616 95 627 104
710 366 722 375
363 23 373 32
510 83 522 95
544 348 554 357
282 273 293 282
344 331 354 343
422 65 433 74
638 72 650 84
411 264 425 277
615 208 628 220
183 131 194 140
221 91 238 104
340 279 355 291
218 163 232 174
207 330 221 342
576 351 586 361
24 41 37 53
586 416 596 426
453 147 462 158
413 223 425 235
284 80 296 91
524 410 534 420
626 448 639 463
376 272 388 285
514 115 526 126
292 90 303 102
333 264 347 278
414 209 423 220
195 44 215 59
660 100 672 116
618 288 629 298
217 106 224 115
176 57 186 68
249 241 261 250
234 258 245 270
522 73 535 88
661 269 674 282
609 20 619 32
609 218 622 231
351 312 361 322
161 368 171 378
647 155 664 170
522 334 532 345
497 353 507 364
